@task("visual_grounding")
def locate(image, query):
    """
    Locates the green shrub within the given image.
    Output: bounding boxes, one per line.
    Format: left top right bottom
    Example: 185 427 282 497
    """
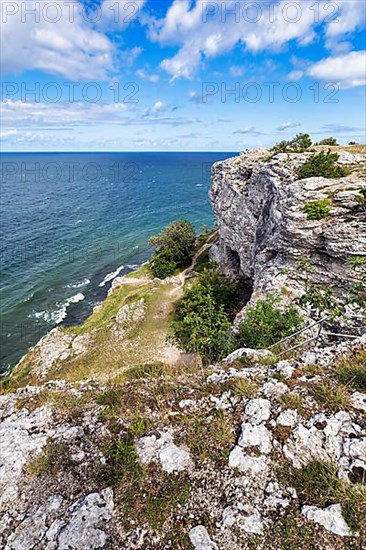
149 252 177 279
237 295 303 349
355 187 366 211
299 151 350 179
271 133 312 155
149 220 196 279
303 199 331 220
170 265 237 363
316 137 338 146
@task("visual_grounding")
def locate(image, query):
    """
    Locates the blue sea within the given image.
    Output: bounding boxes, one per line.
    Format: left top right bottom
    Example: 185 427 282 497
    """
0 152 236 373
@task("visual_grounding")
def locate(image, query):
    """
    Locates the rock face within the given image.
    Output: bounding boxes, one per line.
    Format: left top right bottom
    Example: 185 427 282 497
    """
210 149 366 301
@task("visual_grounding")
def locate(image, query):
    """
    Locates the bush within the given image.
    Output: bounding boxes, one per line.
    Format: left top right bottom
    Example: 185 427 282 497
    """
170 265 237 363
299 151 350 179
237 295 303 349
149 220 196 279
149 252 177 279
316 137 338 146
303 199 331 220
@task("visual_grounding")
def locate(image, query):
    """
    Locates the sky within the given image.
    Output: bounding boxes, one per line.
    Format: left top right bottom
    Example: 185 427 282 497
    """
0 0 365 152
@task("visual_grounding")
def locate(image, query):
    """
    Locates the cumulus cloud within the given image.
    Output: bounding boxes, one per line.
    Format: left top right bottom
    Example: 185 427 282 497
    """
0 0 146 79
149 0 365 80
307 50 366 88
276 121 301 131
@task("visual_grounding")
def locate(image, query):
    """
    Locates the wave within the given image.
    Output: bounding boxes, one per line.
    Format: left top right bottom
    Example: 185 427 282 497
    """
98 265 125 287
30 292 85 325
65 278 90 289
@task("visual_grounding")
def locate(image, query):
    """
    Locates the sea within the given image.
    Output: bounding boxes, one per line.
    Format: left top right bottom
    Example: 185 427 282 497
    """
0 152 236 374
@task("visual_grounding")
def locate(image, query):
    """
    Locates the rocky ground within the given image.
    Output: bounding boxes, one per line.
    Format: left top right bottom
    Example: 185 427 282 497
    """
1 145 365 549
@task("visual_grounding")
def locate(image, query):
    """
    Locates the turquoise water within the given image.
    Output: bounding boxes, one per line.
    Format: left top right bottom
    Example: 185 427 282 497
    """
0 152 236 373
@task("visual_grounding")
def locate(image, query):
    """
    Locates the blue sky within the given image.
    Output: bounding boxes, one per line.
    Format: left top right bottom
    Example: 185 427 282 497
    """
1 0 365 151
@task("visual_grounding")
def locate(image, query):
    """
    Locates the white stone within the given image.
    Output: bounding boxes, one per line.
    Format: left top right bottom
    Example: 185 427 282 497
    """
302 504 352 536
57 489 114 549
224 348 274 363
159 442 192 473
262 380 288 398
245 399 271 424
276 409 298 427
136 432 192 473
189 526 218 550
350 392 366 412
238 422 272 454
228 446 269 474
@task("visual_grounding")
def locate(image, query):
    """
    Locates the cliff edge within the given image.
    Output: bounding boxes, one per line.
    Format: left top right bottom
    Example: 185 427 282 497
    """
0 146 365 549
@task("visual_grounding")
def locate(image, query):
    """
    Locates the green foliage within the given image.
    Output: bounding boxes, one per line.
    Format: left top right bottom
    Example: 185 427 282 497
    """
170 265 237 363
98 434 142 488
355 187 366 211
150 253 177 279
237 295 303 349
303 199 331 220
316 137 338 146
312 381 351 412
283 461 366 533
271 133 312 155
300 285 337 311
335 350 366 391
299 151 350 179
149 220 196 279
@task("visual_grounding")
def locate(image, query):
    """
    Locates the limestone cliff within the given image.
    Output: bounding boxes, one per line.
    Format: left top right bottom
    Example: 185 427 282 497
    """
0 147 365 550
210 147 366 304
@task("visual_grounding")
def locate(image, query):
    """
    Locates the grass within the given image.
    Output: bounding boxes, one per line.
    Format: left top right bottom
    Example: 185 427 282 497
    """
124 362 169 381
312 381 351 412
282 461 366 533
228 377 258 398
334 350 366 391
279 392 305 414
177 409 234 465
15 390 89 421
26 441 70 478
98 434 191 533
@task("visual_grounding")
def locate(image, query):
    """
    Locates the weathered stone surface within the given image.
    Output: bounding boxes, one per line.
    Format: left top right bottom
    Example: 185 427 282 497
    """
189 525 218 550
57 489 114 549
210 149 366 307
302 504 352 536
245 399 271 424
136 431 192 473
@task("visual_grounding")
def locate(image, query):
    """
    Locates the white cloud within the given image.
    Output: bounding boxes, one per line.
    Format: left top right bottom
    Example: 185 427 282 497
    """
277 121 301 131
0 128 18 139
287 70 304 81
233 126 261 135
0 0 145 79
307 50 366 88
149 0 365 80
136 69 160 82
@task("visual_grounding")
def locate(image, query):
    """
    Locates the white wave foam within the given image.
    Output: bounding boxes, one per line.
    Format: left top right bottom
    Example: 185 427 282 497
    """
66 278 90 289
31 293 85 325
98 265 124 287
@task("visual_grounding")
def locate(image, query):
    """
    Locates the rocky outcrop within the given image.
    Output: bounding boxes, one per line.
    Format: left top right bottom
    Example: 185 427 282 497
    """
210 149 366 302
1 146 365 549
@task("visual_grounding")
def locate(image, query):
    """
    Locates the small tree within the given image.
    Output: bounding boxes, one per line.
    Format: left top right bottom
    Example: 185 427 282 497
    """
270 133 312 155
149 220 196 278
